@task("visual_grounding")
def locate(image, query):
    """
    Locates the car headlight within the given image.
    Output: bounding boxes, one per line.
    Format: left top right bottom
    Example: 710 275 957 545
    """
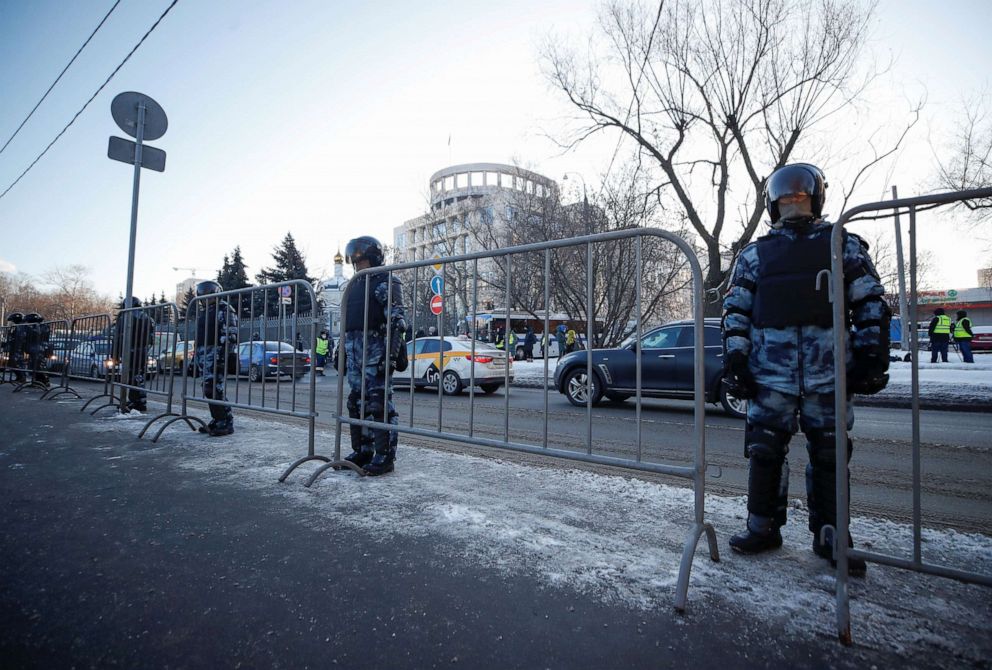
105 360 115 368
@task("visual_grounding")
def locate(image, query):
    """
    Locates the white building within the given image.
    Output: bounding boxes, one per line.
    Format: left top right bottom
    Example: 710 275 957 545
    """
174 277 197 305
320 250 348 337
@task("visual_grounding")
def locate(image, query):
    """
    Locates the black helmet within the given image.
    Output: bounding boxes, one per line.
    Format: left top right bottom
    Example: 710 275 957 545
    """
24 313 43 323
120 296 142 309
764 163 827 224
196 280 223 296
6 312 24 324
345 236 384 267
957 310 967 318
934 307 945 315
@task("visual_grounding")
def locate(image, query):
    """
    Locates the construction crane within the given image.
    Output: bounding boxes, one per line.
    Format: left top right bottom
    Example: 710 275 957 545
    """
172 266 210 277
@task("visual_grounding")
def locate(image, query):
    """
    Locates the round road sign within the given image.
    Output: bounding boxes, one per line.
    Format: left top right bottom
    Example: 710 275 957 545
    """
111 92 168 141
431 256 443 273
430 294 443 315
429 275 444 295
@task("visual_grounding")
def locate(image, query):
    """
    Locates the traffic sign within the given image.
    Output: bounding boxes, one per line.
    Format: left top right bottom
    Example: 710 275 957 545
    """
111 92 168 141
431 256 443 273
429 275 444 295
430 294 443 315
108 136 166 172
279 286 292 297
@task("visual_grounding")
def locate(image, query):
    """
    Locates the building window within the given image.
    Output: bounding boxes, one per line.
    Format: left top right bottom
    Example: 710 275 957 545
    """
444 175 454 190
456 173 466 188
471 171 483 186
501 173 514 189
486 171 498 186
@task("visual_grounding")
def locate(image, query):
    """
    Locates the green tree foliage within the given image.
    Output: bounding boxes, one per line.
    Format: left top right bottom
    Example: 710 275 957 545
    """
217 246 252 291
254 233 316 314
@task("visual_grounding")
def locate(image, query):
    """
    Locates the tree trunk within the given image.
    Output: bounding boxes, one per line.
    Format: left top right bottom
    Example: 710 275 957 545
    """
703 243 725 317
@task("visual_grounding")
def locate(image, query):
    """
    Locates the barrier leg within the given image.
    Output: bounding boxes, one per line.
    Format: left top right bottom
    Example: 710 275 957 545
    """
278 454 332 483
151 414 207 443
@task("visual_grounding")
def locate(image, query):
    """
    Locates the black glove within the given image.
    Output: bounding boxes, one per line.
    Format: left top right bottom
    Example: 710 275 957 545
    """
849 350 889 395
722 351 758 400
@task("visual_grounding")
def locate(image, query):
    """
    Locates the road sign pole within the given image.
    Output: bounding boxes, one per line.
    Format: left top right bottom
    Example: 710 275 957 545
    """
119 102 146 410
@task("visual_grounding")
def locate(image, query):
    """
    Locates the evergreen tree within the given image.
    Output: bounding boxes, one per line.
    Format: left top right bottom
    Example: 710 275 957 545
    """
159 291 167 305
255 233 316 314
216 254 231 286
180 287 196 318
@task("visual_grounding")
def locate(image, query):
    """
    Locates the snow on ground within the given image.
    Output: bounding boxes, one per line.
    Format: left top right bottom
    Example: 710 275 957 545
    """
87 414 992 664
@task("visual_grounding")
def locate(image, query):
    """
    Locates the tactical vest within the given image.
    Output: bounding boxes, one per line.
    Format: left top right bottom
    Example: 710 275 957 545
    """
933 314 951 335
196 301 232 347
345 273 388 332
752 227 834 329
953 317 971 339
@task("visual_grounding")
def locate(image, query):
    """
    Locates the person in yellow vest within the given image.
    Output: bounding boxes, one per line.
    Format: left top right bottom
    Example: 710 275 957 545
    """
952 310 975 364
927 307 951 363
564 328 578 354
315 330 331 375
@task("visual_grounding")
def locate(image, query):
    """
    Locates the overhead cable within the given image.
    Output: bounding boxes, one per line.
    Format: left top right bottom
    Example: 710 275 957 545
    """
0 0 179 202
0 0 123 157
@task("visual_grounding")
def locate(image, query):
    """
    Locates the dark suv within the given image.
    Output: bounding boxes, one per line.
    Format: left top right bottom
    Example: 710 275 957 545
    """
552 318 746 418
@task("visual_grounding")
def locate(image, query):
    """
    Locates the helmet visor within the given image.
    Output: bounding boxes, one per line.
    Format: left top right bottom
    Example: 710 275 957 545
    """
766 166 817 202
344 240 365 265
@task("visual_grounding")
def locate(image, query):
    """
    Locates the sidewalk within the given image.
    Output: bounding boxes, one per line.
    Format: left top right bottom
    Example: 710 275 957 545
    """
2 388 990 668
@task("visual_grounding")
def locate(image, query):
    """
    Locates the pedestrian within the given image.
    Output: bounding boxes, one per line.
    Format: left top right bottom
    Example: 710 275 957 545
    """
295 332 305 352
22 313 51 387
315 330 331 375
342 236 407 476
523 326 536 362
564 328 577 354
194 281 239 436
3 312 27 383
722 163 890 576
928 307 951 363
113 297 155 412
494 328 505 350
952 310 975 364
555 324 566 356
415 327 425 340
428 326 438 336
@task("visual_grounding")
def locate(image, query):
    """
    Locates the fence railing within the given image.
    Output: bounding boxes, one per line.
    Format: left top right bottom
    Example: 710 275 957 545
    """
42 313 112 403
294 229 720 613
828 186 992 645
1 319 70 393
150 281 323 469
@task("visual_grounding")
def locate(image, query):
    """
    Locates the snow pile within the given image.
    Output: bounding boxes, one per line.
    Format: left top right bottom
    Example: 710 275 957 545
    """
89 414 992 664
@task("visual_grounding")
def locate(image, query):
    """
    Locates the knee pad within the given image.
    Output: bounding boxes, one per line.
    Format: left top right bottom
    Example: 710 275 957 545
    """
365 389 386 421
347 390 361 418
203 379 215 399
805 429 852 468
745 422 791 463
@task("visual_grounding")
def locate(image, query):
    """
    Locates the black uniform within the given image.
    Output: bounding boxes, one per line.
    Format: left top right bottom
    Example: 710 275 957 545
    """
113 308 155 411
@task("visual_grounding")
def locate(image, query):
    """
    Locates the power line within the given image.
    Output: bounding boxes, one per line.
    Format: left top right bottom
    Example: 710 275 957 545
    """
0 0 122 157
0 0 179 202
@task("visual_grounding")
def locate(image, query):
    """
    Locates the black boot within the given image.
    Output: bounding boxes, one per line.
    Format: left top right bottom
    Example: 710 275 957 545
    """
729 514 783 554
362 452 394 476
208 418 234 437
198 419 218 434
813 527 867 577
343 424 373 467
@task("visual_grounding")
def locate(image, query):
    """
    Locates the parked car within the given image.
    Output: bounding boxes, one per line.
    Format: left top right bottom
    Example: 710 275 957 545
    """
395 336 512 395
237 341 311 381
969 326 992 352
47 340 80 373
158 340 196 375
553 318 747 419
66 340 114 378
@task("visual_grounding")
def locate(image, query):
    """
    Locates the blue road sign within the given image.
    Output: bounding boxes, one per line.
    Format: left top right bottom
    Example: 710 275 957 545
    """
430 275 444 295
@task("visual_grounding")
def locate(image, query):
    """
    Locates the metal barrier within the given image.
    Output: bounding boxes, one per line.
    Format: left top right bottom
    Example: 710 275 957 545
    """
44 313 113 403
1 324 21 386
151 281 322 464
4 319 70 394
296 230 719 612
828 186 992 644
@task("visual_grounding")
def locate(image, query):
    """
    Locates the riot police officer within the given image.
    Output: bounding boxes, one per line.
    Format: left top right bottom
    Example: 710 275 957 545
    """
342 236 407 476
722 163 890 575
3 312 27 383
194 280 239 436
113 297 155 412
23 313 51 386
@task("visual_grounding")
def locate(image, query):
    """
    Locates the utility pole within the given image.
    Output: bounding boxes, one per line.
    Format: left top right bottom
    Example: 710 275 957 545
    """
892 186 911 352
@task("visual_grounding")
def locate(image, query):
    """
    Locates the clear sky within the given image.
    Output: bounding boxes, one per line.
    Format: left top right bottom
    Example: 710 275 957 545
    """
0 0 989 300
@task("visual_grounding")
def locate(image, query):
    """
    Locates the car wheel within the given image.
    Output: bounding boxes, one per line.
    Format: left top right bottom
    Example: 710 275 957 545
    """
514 347 524 361
441 370 462 395
479 383 500 395
605 392 630 403
564 368 602 407
249 364 261 383
720 382 748 419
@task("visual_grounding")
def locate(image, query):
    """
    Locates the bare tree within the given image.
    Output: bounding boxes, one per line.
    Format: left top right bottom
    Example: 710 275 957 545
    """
398 160 694 345
544 0 919 314
934 92 992 219
0 266 113 321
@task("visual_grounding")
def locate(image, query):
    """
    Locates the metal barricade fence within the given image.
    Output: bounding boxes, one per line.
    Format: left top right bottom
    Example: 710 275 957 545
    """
5 319 70 393
44 313 114 403
828 187 992 644
150 281 321 458
290 229 719 613
0 325 15 385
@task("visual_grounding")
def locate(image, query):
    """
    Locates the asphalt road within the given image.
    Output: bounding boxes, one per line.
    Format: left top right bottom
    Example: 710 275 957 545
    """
68 373 992 533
